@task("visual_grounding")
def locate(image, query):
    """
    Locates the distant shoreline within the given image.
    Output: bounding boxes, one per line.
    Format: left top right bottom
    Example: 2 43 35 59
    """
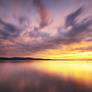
0 57 92 62
0 57 51 61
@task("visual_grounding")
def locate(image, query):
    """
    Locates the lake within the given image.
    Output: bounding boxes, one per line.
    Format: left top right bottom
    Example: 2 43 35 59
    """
0 61 92 92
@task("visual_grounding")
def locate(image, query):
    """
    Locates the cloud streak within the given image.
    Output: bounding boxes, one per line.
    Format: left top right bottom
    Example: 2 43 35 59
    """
0 19 21 41
33 0 51 28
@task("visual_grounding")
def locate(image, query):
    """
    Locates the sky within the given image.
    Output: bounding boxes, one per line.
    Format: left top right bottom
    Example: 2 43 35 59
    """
0 0 92 59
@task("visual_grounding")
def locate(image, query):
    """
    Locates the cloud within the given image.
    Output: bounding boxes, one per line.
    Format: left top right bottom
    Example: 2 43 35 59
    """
25 7 92 53
0 19 21 41
65 7 83 28
65 8 92 44
0 6 92 57
33 0 51 28
74 46 92 52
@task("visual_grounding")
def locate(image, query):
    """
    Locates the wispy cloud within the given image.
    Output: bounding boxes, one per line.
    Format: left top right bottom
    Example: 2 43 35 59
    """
0 19 20 40
33 0 51 28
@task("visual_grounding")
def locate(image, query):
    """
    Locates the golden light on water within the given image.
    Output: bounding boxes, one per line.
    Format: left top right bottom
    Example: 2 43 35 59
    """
0 61 92 92
30 61 92 88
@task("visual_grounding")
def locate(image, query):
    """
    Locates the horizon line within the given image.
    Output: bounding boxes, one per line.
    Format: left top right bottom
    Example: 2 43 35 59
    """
0 57 92 61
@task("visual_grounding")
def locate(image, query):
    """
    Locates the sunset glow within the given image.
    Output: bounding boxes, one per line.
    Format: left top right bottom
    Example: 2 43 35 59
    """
0 1 92 92
0 0 91 59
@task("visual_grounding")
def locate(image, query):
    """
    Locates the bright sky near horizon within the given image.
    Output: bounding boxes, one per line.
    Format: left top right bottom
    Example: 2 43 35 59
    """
0 0 92 59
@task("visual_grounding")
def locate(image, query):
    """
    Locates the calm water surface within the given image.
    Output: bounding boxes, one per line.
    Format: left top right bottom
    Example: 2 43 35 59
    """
0 61 92 92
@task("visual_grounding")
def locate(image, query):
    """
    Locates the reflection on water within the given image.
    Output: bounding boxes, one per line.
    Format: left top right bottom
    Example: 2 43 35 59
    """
0 61 92 92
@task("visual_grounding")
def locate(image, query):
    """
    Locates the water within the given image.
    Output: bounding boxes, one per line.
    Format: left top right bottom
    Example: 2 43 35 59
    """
0 60 92 92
